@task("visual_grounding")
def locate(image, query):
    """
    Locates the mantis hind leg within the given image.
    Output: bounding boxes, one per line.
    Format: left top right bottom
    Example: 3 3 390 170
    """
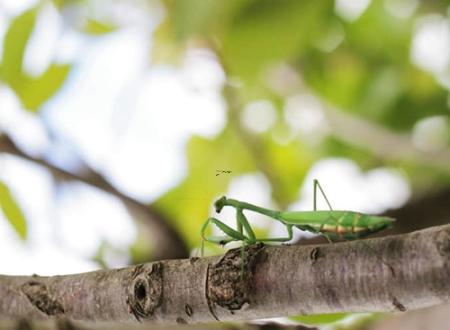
313 179 338 244
313 179 334 211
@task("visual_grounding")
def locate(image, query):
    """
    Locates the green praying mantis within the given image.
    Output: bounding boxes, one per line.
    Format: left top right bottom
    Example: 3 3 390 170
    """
200 179 394 253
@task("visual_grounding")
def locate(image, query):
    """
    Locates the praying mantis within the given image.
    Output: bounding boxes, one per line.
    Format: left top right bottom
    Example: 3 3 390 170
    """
200 179 394 253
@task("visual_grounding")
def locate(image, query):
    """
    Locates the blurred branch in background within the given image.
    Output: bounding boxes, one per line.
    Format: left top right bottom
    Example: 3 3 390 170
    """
323 105 450 172
0 133 188 261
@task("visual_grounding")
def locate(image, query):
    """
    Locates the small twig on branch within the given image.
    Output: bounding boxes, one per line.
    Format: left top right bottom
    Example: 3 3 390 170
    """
0 224 449 324
0 134 188 260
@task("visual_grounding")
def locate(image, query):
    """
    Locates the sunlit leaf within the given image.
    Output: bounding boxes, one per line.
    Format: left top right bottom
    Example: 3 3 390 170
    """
14 64 71 112
84 19 117 35
0 181 27 240
0 7 37 84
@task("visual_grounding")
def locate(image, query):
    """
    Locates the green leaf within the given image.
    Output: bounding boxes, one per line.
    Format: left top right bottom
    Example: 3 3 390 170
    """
84 19 117 35
290 313 349 325
13 63 71 112
0 181 27 240
0 7 37 84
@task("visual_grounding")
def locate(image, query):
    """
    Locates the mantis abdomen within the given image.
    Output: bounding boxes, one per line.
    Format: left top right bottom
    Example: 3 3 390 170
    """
278 210 394 240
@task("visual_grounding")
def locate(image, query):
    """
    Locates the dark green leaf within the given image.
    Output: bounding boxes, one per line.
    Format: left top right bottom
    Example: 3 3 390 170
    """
0 180 27 240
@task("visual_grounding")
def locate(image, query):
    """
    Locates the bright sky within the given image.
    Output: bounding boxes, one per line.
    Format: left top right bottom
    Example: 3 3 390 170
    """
0 0 447 275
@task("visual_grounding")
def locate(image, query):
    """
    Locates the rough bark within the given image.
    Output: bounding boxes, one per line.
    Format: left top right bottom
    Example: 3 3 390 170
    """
0 320 316 330
0 134 188 260
0 225 449 324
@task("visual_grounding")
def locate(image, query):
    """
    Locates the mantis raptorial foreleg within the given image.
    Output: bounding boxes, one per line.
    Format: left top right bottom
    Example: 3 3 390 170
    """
199 208 258 257
236 209 256 243
200 217 247 256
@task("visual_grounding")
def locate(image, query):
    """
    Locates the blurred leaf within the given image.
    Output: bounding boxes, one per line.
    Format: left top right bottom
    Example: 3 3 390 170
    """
264 136 313 206
300 0 448 133
223 0 334 81
153 0 249 64
0 181 27 240
302 47 368 110
84 19 117 35
13 64 71 112
290 313 349 325
0 7 37 84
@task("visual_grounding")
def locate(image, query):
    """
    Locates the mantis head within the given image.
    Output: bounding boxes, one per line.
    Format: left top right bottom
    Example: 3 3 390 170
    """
214 196 227 213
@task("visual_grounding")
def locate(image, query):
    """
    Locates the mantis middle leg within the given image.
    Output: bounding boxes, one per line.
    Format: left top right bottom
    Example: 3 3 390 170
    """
255 224 293 242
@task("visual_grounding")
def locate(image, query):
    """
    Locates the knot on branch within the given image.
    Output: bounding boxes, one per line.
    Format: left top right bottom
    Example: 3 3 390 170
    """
206 243 266 316
127 262 163 321
21 281 65 316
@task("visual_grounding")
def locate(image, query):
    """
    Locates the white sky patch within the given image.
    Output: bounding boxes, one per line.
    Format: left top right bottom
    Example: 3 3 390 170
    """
411 15 450 76
43 29 149 166
0 0 39 16
55 182 137 260
105 64 226 200
23 3 62 76
54 28 85 64
0 86 50 156
412 115 449 152
335 0 371 22
181 48 225 92
241 100 277 134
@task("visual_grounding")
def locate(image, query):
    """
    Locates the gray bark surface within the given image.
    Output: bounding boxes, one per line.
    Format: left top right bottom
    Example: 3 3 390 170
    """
0 320 317 330
0 225 449 324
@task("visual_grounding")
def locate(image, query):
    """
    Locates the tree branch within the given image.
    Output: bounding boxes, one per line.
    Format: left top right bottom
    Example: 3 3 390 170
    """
1 224 448 324
0 134 188 260
0 320 316 330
